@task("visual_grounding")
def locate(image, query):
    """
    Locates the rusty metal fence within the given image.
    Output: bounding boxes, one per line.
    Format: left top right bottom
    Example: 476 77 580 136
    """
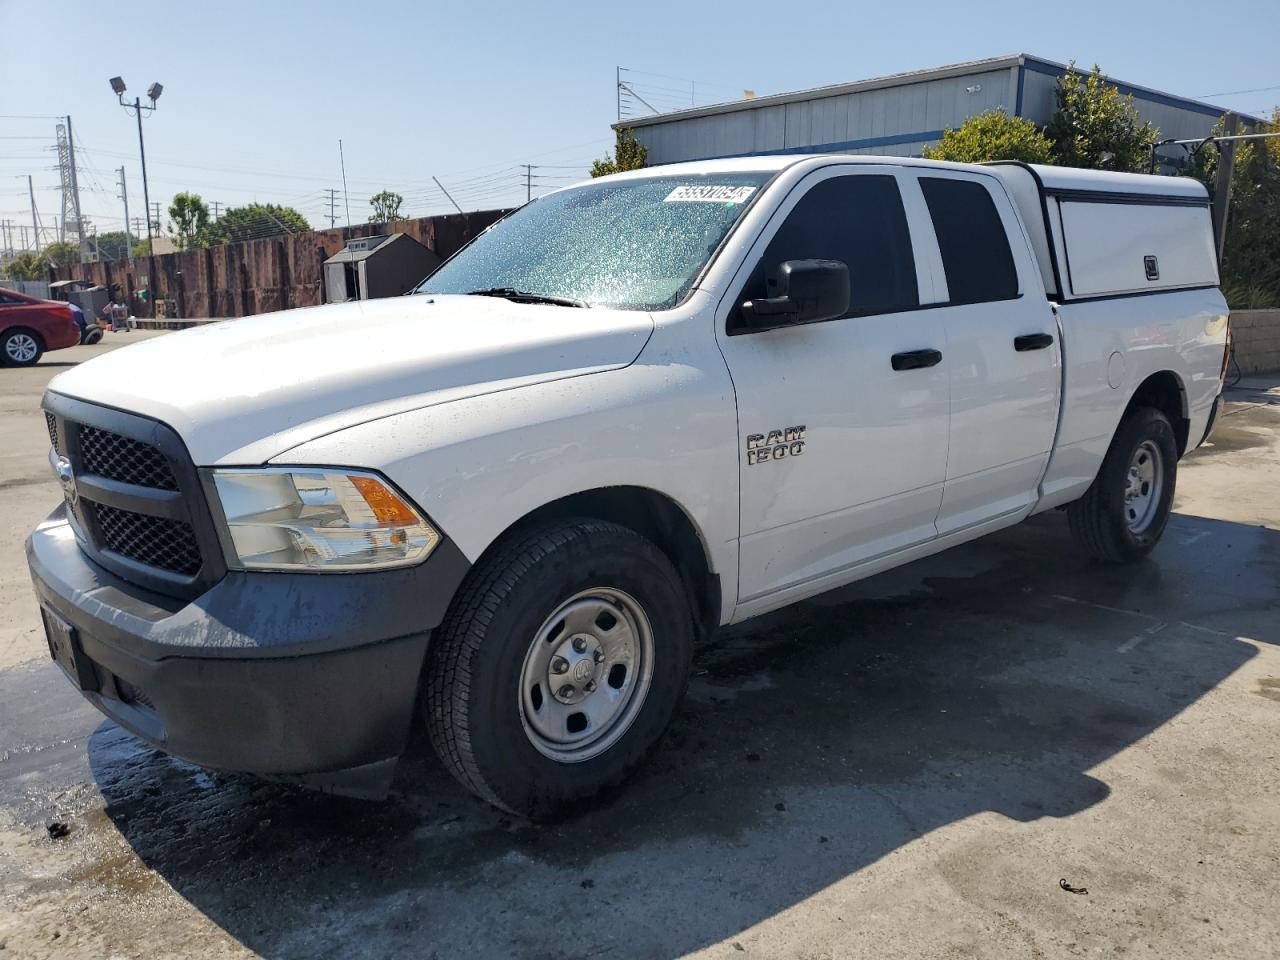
48 210 508 319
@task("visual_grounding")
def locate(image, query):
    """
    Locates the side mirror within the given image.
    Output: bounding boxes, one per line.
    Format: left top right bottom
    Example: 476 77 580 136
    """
740 259 850 332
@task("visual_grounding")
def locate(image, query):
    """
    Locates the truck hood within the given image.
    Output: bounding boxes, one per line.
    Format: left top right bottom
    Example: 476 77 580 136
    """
48 295 653 465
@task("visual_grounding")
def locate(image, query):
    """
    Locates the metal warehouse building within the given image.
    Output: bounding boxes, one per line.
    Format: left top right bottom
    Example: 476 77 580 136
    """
620 54 1252 165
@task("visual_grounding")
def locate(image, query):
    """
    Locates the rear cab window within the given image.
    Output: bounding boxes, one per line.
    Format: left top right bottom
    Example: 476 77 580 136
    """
919 177 1020 305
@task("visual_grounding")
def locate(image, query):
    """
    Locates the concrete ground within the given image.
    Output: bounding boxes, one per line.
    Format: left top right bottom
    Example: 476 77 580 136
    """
0 338 1277 959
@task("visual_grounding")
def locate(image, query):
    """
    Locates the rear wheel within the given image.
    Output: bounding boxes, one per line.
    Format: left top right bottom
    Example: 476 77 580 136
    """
1068 407 1177 563
1 328 43 367
423 518 693 818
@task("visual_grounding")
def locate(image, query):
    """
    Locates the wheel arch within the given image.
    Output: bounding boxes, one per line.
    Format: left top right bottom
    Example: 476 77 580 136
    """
1124 370 1190 457
470 485 721 644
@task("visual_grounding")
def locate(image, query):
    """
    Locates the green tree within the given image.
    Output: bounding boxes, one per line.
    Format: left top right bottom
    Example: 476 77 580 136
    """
132 239 152 258
42 241 80 269
1045 63 1159 172
591 128 648 177
369 190 406 224
2 252 45 281
923 109 1056 165
168 192 210 251
94 230 136 261
201 203 311 244
1215 107 1280 307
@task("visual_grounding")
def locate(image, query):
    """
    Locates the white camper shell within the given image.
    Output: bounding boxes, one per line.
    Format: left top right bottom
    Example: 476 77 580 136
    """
988 163 1219 301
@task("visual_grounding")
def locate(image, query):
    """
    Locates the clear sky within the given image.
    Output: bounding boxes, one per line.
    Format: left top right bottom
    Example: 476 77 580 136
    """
1 0 1276 243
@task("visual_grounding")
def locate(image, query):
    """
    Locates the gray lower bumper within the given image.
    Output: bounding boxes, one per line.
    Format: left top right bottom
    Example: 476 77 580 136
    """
26 505 470 797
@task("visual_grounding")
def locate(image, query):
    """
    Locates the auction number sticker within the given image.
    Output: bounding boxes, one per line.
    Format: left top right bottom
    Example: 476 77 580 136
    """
664 185 757 203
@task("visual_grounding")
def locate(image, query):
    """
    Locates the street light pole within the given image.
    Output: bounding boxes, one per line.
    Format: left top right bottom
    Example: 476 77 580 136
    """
110 77 161 253
134 96 152 248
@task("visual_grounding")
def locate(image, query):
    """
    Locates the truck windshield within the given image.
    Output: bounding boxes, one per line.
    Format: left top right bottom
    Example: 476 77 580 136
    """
414 172 773 311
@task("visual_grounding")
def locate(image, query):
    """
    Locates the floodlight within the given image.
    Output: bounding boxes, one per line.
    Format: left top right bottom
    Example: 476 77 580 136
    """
147 82 163 102
109 76 126 95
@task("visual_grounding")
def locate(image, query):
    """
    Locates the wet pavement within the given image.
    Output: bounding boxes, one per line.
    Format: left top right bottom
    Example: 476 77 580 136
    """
1 346 1277 959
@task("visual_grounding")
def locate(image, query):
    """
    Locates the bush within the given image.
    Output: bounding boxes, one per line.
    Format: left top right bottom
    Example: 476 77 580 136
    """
923 109 1055 164
1045 64 1158 172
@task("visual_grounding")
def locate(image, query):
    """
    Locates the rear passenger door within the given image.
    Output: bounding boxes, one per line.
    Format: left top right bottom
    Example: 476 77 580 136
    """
716 167 950 612
906 170 1061 534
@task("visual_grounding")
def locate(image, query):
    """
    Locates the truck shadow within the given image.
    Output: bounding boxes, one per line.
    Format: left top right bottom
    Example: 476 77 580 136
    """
88 510 1278 959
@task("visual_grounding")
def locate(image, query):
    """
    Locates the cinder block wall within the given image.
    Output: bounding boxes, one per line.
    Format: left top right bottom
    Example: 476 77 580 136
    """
1232 310 1280 375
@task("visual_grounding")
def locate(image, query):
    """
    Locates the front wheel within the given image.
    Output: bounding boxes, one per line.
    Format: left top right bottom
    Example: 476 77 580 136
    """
1 328 43 367
1068 407 1178 563
423 519 693 818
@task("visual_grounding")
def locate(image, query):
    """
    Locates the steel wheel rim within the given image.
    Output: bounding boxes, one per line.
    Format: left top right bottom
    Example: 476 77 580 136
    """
518 587 655 763
6 334 37 363
1124 439 1164 533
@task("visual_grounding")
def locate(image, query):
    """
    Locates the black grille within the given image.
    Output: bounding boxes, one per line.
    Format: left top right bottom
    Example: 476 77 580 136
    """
45 412 58 452
79 426 178 490
95 503 202 576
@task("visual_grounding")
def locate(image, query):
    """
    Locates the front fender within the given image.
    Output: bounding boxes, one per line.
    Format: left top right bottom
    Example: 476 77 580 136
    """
276 341 740 623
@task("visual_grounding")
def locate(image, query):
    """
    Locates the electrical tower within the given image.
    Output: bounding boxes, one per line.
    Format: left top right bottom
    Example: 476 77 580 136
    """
55 118 85 261
325 188 338 228
117 168 131 252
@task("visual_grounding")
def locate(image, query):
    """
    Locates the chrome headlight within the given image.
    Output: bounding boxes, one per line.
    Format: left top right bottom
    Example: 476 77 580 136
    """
210 468 439 571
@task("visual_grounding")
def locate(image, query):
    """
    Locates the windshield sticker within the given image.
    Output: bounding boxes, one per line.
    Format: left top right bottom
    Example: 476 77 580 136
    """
664 185 757 204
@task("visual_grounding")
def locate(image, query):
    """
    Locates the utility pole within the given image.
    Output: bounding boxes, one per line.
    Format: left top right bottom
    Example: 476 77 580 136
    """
117 167 130 256
151 201 161 237
210 200 221 221
523 164 533 203
1212 113 1239 265
325 188 338 228
338 140 351 229
432 176 464 214
28 175 41 254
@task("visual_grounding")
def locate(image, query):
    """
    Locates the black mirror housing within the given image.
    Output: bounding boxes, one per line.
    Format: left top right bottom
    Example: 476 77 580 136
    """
740 259 850 332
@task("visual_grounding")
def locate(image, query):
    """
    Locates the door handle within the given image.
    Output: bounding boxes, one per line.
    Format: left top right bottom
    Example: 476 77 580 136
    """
1014 333 1054 351
891 348 943 371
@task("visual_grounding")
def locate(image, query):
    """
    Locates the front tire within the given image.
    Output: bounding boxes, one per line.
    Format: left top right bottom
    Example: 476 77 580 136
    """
1068 407 1178 563
1 328 44 367
423 519 693 818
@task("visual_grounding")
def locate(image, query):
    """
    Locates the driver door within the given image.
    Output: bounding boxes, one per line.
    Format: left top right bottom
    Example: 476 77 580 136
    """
716 167 950 616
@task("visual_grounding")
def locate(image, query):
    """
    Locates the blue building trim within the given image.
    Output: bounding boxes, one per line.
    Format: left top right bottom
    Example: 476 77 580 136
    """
1020 57 1239 120
1015 64 1026 116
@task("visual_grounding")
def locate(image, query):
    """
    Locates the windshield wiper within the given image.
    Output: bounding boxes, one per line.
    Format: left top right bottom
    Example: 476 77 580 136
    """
466 287 588 308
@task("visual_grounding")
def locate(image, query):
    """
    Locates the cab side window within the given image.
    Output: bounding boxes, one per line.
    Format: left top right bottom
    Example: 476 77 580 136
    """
735 175 918 326
919 177 1019 305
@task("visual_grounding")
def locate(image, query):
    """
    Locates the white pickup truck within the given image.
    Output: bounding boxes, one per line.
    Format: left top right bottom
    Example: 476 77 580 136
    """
28 155 1229 816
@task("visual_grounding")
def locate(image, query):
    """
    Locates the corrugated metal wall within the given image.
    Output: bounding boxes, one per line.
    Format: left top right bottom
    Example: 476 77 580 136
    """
635 67 1017 163
633 61 1224 164
1018 66 1218 142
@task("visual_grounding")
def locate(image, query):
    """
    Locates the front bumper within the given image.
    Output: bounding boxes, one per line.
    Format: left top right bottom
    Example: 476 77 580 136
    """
27 504 470 797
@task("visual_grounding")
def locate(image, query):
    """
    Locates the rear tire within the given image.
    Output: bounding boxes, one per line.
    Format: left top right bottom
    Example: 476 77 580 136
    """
423 518 693 818
1068 407 1177 563
1 328 44 367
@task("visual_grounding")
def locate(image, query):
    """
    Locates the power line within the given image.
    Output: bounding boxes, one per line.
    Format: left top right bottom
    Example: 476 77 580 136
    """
1198 83 1280 98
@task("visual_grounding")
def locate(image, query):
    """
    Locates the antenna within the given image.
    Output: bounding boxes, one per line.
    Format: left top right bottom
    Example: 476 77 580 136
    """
339 140 352 229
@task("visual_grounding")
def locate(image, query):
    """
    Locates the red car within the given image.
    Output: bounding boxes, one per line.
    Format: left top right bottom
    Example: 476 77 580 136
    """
0 287 81 367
